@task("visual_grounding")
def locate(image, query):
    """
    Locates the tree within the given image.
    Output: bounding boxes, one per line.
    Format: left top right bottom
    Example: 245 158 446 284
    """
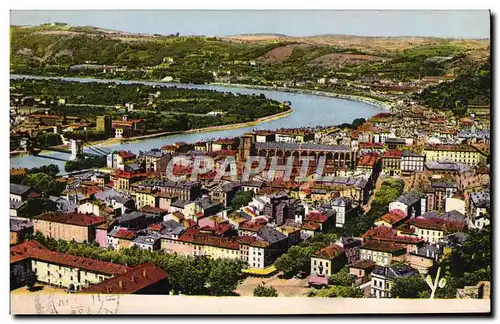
457 226 491 274
23 172 65 195
25 198 56 218
230 190 254 210
340 207 373 237
28 164 59 177
436 268 491 299
166 255 212 295
65 156 106 173
25 270 38 291
207 258 245 296
309 285 364 298
253 284 278 297
328 268 355 287
391 275 430 299
275 246 313 278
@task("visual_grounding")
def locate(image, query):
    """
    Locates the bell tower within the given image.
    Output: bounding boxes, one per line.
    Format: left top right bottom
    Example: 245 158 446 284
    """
238 134 254 162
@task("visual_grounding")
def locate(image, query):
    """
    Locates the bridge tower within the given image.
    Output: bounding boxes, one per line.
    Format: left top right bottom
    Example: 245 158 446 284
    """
70 139 83 161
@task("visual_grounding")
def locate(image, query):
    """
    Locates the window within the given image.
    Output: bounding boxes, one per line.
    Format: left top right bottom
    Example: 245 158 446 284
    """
47 271 50 275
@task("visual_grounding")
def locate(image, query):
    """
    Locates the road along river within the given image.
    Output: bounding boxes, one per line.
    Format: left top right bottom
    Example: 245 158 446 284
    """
10 75 385 171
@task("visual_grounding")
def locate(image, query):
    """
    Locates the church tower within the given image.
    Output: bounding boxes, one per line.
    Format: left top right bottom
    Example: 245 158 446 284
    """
238 134 254 162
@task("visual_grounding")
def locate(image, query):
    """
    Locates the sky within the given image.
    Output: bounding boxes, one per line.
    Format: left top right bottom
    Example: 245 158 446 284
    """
10 10 490 39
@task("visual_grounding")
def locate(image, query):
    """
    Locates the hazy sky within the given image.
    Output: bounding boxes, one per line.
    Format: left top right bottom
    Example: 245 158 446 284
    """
10 10 490 38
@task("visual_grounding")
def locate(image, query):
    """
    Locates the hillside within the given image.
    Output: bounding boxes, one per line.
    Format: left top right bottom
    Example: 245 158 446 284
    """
415 62 490 114
10 24 490 84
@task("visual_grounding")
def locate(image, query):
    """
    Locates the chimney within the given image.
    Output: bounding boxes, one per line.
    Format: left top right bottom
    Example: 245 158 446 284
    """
118 280 123 288
426 249 430 257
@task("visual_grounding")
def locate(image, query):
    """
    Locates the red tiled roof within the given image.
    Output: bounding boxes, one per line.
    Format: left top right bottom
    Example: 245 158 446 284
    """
214 223 233 236
360 241 406 254
148 223 164 232
424 144 479 153
111 228 137 240
396 225 416 234
112 170 138 179
84 185 102 196
141 206 167 214
350 260 376 270
117 151 136 159
113 120 134 127
239 220 265 232
302 221 321 231
79 263 168 294
383 150 403 159
407 217 466 232
11 241 131 275
362 226 424 244
314 244 344 260
182 219 196 229
161 145 177 151
306 211 328 223
359 142 384 148
199 222 233 236
214 138 234 145
10 240 48 264
179 229 240 250
377 212 407 225
358 154 378 167
35 212 106 227
172 211 185 220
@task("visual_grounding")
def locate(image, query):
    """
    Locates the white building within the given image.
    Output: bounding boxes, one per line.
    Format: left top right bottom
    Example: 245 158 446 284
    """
77 202 101 216
331 197 353 228
370 265 419 298
445 197 466 215
401 150 425 173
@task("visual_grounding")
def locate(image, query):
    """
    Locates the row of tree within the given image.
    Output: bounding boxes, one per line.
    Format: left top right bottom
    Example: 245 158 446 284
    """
27 232 246 296
64 156 107 173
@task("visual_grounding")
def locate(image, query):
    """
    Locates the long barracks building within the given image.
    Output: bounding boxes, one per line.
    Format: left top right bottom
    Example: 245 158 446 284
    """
238 135 356 167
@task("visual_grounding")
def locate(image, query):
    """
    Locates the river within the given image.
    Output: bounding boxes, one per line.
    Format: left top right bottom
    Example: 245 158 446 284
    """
10 75 383 172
